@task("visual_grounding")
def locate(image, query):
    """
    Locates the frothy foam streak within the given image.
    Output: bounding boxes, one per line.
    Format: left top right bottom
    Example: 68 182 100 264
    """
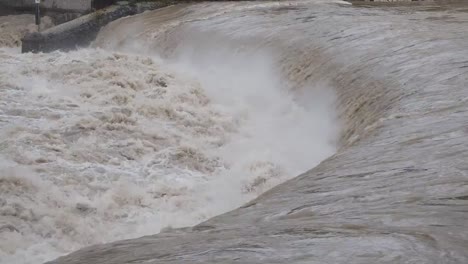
0 5 337 262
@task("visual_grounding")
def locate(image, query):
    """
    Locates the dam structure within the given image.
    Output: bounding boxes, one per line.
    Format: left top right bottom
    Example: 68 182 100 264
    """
0 1 467 264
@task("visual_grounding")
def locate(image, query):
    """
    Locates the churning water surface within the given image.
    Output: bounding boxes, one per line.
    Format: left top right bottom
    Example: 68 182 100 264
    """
2 0 468 263
0 3 339 263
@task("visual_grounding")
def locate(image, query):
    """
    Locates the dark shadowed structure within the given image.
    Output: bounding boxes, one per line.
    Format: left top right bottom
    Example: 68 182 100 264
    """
92 0 117 10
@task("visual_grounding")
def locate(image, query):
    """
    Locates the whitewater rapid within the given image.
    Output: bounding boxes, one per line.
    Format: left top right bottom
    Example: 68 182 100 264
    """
47 1 468 264
4 0 468 263
0 8 337 263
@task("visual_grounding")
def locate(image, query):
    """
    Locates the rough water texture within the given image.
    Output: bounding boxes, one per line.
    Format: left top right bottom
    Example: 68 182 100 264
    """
45 1 468 264
0 6 337 264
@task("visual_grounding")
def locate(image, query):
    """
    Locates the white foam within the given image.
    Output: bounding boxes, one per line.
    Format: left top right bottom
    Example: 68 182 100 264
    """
0 25 336 263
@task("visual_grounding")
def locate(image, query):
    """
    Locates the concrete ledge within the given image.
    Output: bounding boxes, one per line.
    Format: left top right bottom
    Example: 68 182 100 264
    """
21 4 136 53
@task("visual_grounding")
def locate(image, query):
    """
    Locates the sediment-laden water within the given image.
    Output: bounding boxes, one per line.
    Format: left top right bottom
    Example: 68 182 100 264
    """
1 0 467 263
0 3 337 263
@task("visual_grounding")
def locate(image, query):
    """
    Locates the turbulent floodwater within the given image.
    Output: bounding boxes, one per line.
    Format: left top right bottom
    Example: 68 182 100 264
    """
46 0 467 264
2 0 468 264
0 5 337 264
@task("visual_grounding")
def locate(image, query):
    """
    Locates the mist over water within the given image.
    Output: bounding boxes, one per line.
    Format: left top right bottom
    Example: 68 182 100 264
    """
0 4 338 263
6 0 466 263
162 41 338 212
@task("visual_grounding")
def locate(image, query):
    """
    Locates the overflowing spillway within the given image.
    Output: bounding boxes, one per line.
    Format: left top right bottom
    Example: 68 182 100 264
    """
1 1 468 264
1 2 339 264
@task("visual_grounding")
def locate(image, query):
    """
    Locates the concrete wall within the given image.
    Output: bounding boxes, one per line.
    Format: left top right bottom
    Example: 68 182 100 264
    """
20 2 176 53
0 0 92 12
21 5 136 53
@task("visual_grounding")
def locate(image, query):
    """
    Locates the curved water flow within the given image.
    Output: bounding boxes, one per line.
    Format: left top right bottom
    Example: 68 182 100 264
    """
2 2 339 264
58 1 468 263
0 0 467 263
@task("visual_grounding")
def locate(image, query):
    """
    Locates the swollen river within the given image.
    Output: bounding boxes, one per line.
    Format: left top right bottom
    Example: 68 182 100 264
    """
1 1 468 264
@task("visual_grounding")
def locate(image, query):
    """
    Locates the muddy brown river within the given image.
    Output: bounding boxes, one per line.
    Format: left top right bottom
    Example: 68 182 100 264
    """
1 1 467 263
